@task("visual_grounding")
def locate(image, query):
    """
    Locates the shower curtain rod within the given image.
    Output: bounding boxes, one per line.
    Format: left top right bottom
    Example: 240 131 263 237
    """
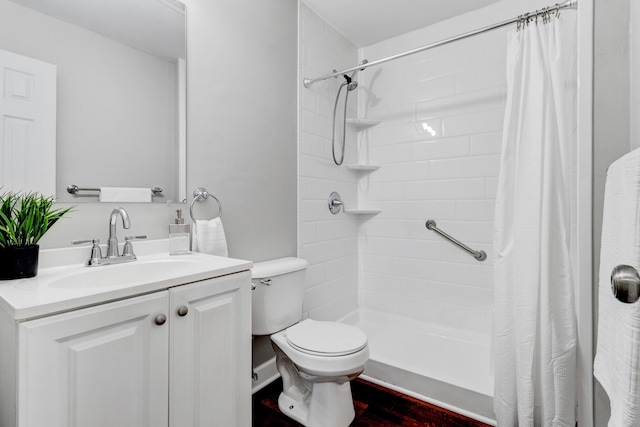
302 0 577 88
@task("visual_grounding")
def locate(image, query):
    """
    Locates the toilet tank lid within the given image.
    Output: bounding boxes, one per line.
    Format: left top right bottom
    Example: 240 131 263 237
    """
251 257 308 279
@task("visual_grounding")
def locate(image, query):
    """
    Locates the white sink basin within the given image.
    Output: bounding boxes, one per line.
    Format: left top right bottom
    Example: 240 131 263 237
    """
0 244 252 320
49 257 206 289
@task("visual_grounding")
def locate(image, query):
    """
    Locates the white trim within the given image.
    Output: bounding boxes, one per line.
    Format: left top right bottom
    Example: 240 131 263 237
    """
177 56 187 203
359 375 497 426
576 0 594 425
251 357 280 394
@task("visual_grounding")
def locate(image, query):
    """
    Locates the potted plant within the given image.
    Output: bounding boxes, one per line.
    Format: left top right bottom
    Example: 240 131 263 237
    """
0 192 73 280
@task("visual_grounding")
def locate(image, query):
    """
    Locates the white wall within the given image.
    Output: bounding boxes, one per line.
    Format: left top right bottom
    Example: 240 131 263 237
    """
37 0 298 264
298 4 361 320
186 0 298 262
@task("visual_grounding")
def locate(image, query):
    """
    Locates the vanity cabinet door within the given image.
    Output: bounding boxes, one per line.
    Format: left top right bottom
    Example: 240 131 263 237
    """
169 272 251 427
17 292 170 427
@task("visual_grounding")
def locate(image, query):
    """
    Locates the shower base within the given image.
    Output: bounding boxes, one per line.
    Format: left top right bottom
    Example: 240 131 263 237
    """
342 309 496 425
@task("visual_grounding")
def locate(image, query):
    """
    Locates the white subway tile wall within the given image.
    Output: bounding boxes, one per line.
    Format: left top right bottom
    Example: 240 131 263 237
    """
358 25 508 338
299 4 360 320
300 4 509 339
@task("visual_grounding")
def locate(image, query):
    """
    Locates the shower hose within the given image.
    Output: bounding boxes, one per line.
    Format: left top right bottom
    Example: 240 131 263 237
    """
331 82 350 166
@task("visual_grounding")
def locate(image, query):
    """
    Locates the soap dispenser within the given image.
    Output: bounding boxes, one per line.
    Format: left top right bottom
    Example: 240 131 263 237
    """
169 209 191 255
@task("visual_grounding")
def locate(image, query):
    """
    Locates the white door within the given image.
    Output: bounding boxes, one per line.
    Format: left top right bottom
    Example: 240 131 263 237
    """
0 49 56 195
169 272 252 427
18 292 169 427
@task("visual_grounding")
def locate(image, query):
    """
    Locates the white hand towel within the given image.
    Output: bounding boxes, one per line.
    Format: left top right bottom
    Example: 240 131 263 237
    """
191 218 228 257
594 148 640 426
99 187 152 202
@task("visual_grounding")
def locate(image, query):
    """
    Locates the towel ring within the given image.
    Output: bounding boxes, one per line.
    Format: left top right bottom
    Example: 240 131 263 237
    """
190 188 222 222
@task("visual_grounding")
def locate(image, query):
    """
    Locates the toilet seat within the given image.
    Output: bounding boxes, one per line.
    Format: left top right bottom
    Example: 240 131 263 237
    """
285 319 367 357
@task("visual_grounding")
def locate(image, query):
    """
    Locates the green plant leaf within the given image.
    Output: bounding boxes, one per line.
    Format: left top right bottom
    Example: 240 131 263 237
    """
0 191 74 248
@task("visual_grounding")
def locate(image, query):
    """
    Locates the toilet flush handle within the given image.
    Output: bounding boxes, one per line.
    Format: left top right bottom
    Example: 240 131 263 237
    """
251 279 271 290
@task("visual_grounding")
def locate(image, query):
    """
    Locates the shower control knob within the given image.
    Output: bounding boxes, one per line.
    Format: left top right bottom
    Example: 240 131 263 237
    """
177 306 189 317
154 314 167 326
328 192 344 214
611 264 640 303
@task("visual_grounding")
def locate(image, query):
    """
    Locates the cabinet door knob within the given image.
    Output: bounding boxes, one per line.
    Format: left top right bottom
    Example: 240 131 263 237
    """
154 314 167 326
177 306 189 317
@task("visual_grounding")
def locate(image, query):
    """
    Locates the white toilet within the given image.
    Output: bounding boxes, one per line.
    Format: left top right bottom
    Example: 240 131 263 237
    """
251 257 369 427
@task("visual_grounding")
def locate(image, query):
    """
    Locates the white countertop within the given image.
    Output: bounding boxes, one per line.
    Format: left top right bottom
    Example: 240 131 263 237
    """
0 240 252 320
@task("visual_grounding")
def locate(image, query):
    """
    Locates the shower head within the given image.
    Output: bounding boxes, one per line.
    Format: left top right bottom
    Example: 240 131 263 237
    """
343 75 358 91
344 59 368 92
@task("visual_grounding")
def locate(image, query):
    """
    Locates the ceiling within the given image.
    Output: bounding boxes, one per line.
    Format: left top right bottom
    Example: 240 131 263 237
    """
9 0 503 59
9 0 185 60
303 0 505 47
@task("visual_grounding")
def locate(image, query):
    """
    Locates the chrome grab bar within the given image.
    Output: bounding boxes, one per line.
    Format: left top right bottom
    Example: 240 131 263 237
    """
425 219 487 262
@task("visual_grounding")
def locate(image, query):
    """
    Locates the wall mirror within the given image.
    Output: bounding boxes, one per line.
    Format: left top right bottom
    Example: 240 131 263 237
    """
0 0 186 203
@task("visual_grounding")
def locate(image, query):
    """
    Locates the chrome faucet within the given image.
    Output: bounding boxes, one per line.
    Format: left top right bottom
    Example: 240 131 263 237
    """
72 207 146 267
107 207 130 257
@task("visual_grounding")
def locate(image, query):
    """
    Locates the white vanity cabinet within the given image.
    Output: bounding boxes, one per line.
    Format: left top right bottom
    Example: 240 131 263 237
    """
0 270 251 427
169 273 251 426
18 291 170 427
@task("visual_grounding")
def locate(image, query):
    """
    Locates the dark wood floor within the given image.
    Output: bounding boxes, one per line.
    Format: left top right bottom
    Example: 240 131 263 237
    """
253 378 491 427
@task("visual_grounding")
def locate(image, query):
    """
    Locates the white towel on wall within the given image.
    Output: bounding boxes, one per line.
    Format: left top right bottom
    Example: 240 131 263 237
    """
191 218 228 257
99 187 152 202
594 148 640 426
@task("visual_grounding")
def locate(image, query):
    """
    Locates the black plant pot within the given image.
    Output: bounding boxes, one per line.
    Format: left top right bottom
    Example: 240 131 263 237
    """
0 245 40 280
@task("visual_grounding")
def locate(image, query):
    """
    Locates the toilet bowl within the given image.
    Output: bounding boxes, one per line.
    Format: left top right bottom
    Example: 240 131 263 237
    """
251 258 369 427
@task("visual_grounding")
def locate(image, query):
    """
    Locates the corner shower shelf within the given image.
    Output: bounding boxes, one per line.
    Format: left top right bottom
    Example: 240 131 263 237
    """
342 119 381 216
345 164 381 172
346 118 381 130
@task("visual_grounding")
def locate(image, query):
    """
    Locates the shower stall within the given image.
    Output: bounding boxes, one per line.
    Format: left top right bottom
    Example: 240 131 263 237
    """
298 0 592 424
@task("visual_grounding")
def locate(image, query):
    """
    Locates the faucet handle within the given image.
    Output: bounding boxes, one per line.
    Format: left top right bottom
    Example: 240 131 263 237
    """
123 235 147 257
71 239 103 265
72 238 100 246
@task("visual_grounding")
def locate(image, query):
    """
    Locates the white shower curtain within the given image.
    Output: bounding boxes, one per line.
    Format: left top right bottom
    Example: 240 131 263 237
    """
493 13 577 427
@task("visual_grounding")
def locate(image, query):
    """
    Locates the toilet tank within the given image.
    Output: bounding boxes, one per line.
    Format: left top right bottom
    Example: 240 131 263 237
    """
251 257 308 335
